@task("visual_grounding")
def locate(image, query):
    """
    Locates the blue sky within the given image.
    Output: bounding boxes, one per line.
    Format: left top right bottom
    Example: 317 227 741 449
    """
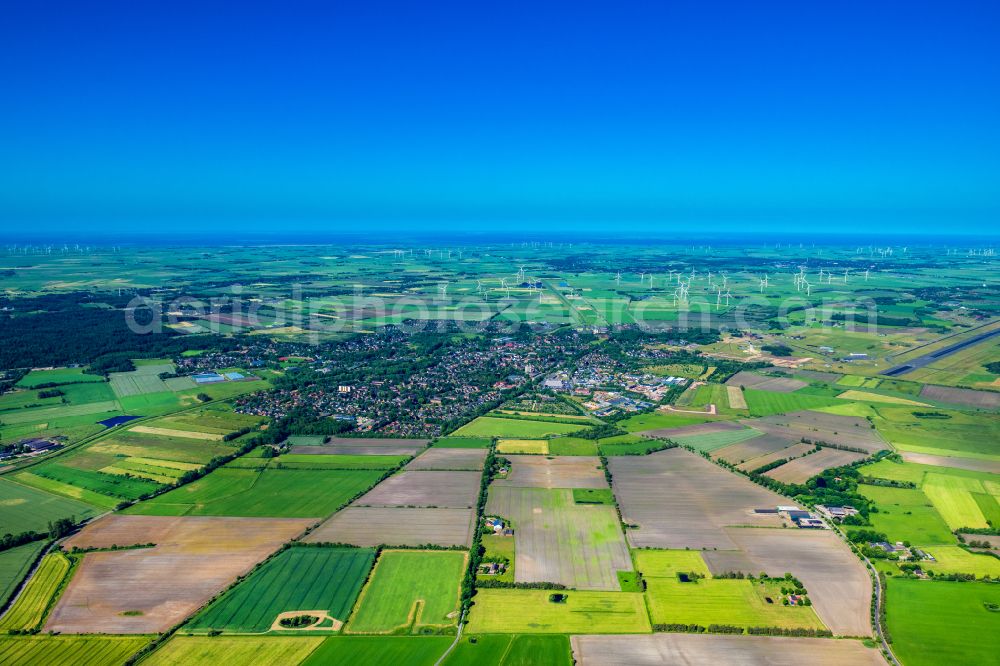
1 1 998 235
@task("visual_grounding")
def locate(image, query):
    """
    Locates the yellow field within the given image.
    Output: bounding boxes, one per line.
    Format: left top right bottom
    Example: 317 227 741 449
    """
922 474 991 529
836 391 929 406
128 425 223 441
0 553 70 631
726 386 748 409
497 439 549 454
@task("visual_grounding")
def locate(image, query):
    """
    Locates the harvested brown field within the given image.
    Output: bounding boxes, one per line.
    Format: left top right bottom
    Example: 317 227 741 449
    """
291 437 428 456
721 528 872 636
764 448 867 484
744 411 887 453
793 369 843 383
958 533 1000 548
638 420 745 440
493 455 606 489
899 451 1000 474
46 515 311 634
608 448 787 549
304 507 475 547
919 384 1000 409
701 549 757 574
485 486 632 590
735 442 814 472
405 447 487 471
714 433 798 464
571 634 885 665
353 470 480 508
726 371 807 393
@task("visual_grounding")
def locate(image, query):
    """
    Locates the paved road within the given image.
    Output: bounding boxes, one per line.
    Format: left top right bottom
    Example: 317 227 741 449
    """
883 322 1000 377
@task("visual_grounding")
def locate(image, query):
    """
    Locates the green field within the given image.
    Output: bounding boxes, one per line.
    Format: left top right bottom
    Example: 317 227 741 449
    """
127 467 383 517
451 417 584 439
465 589 651 633
572 488 615 505
859 460 1000 531
0 636 149 666
15 368 105 388
0 399 121 425
922 473 996 530
142 636 324 666
633 549 711 578
480 534 515 583
444 634 572 666
858 485 954 545
886 578 1000 666
0 477 100 534
11 471 121 510
919 545 1000 577
874 407 1000 459
433 437 492 449
743 389 843 417
0 541 47 608
188 546 375 633
598 435 669 456
547 437 600 455
669 427 762 453
301 636 453 666
31 462 163 500
0 552 70 631
635 549 824 630
346 550 466 634
643 576 824 630
618 411 722 432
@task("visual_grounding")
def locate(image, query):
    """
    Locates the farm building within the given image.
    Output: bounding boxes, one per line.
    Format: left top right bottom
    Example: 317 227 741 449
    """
192 373 225 384
816 505 859 521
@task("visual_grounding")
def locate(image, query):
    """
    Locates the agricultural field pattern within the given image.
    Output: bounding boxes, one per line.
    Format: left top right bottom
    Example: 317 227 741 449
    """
0 237 998 666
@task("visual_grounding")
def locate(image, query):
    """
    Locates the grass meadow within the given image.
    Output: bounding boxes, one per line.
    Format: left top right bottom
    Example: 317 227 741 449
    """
127 467 384 518
886 578 1000 666
346 550 466 635
0 478 99 533
444 634 572 666
0 541 47 608
465 589 650 633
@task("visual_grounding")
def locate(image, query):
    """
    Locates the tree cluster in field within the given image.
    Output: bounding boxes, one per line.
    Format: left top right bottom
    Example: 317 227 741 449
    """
477 580 568 590
461 448 498 615
278 614 318 628
67 542 155 554
761 344 793 356
567 423 626 440
0 290 249 371
956 526 1000 536
859 476 916 489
